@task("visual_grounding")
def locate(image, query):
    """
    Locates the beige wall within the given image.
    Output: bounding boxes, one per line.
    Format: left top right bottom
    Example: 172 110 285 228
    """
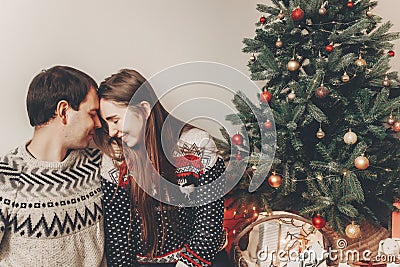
0 0 398 154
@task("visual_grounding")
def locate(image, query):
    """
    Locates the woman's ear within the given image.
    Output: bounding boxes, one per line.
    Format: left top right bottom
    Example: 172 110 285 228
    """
139 101 151 119
56 100 70 124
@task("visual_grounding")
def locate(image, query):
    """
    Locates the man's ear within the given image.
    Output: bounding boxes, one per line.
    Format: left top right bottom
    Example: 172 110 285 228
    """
56 100 70 124
139 101 151 119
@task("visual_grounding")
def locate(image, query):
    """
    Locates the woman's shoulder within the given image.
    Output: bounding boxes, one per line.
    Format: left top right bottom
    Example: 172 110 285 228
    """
176 127 218 171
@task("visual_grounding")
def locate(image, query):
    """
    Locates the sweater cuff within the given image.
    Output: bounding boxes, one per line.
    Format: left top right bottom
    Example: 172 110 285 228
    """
179 244 212 267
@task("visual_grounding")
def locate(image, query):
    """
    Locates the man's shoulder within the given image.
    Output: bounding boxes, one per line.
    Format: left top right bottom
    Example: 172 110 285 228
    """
0 146 24 183
79 147 103 163
0 146 24 171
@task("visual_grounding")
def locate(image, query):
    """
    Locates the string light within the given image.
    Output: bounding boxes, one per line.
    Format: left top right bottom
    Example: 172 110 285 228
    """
315 18 362 27
272 164 396 184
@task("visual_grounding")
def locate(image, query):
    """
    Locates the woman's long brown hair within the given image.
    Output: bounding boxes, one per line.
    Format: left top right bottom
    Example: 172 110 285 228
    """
95 69 192 256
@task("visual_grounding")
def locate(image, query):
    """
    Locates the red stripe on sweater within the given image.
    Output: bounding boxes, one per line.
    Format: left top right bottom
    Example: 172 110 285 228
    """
183 244 212 265
181 253 206 267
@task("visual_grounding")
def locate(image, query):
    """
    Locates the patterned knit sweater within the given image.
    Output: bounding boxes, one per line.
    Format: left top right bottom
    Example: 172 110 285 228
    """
0 144 106 267
101 128 226 267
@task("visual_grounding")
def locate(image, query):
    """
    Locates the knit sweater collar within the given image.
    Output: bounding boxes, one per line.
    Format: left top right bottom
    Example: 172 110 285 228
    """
20 140 81 170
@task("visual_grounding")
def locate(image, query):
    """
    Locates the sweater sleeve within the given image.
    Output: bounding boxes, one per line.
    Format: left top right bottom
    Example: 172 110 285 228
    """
0 153 21 249
175 129 226 267
178 157 226 267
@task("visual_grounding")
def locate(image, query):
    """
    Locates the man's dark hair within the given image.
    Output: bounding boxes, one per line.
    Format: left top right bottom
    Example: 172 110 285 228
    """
26 66 98 126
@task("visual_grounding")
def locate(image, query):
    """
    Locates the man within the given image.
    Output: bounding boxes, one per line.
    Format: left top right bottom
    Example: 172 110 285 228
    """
0 66 106 266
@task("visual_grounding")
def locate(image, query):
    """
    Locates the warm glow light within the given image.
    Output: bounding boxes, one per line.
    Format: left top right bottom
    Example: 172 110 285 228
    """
252 206 256 211
254 213 259 217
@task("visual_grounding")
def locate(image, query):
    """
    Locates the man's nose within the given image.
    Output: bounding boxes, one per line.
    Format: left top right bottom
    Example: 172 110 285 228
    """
93 114 102 129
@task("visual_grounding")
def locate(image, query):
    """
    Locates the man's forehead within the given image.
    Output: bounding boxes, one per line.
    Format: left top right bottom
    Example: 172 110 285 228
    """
81 87 99 109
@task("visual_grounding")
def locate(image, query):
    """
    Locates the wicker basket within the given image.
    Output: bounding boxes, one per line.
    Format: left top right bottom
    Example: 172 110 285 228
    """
231 213 389 267
322 221 390 265
231 212 331 267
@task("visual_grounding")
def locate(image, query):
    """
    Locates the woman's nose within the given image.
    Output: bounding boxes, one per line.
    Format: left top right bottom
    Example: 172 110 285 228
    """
108 125 118 138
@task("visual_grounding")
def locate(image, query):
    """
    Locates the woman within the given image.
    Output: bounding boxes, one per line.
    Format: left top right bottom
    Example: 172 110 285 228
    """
95 69 228 267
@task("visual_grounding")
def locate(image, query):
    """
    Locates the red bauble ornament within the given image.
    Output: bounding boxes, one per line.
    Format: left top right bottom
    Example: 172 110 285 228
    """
388 50 395 57
231 133 243 145
260 16 266 24
291 7 305 21
312 214 326 229
392 121 400 132
347 0 354 8
260 90 273 103
268 172 282 188
315 86 330 98
325 44 334 52
235 153 242 161
264 119 273 130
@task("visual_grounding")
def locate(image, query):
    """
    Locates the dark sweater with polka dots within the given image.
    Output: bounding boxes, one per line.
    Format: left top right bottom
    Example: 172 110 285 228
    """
101 129 226 267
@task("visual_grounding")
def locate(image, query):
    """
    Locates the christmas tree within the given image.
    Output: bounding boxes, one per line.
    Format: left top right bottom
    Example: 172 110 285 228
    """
219 0 400 237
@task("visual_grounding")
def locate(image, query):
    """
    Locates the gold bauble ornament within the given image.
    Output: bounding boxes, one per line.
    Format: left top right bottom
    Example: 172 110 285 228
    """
354 154 369 170
382 76 391 87
249 54 256 62
355 57 367 67
316 127 325 139
366 10 373 17
287 59 300 72
392 121 400 132
387 114 395 125
318 7 327 15
345 221 361 239
268 172 282 188
343 129 358 145
275 38 283 48
341 72 350 83
287 91 296 101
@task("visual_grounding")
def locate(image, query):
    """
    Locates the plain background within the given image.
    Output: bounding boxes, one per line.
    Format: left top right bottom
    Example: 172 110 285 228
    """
0 0 399 154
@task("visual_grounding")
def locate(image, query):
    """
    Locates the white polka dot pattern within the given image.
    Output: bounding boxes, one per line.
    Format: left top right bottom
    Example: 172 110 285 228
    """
102 157 226 267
